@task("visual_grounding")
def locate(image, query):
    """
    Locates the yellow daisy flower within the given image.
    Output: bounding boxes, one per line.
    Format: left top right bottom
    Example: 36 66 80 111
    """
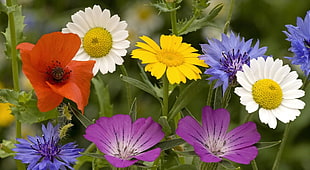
0 103 14 127
131 35 208 84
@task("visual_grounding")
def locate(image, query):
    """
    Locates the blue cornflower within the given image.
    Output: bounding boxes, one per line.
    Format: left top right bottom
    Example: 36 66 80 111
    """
13 122 83 170
199 32 267 94
284 10 310 77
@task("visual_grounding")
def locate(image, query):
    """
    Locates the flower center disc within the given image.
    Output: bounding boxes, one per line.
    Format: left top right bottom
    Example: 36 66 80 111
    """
157 50 184 67
252 79 283 110
83 27 113 58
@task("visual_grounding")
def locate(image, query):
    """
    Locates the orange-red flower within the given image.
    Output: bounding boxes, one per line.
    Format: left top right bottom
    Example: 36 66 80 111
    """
17 32 95 113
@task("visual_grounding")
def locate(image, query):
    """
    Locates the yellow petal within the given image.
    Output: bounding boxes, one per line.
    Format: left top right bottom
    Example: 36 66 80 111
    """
139 35 161 51
167 66 186 84
0 103 14 127
131 49 158 63
184 58 208 67
178 64 200 80
145 62 166 79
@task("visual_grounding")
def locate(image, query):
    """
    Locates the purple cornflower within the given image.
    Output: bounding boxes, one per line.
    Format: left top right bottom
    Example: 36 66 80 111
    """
13 122 83 170
284 10 310 77
84 114 165 168
176 106 261 164
199 32 267 94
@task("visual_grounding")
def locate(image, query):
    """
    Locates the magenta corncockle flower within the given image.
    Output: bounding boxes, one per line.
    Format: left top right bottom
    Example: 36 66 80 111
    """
84 114 165 168
176 106 261 164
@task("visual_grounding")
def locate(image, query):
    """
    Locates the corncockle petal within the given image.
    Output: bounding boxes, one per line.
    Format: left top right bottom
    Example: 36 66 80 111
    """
176 116 204 146
84 114 164 168
104 155 138 168
202 107 229 144
223 122 260 151
193 143 222 163
176 106 260 164
134 148 161 162
223 146 258 164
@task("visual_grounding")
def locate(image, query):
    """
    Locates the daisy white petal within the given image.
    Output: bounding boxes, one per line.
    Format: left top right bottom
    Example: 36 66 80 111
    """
62 5 129 75
235 57 305 128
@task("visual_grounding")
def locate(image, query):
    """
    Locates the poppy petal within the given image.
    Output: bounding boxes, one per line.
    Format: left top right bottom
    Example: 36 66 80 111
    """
47 60 95 113
31 32 81 69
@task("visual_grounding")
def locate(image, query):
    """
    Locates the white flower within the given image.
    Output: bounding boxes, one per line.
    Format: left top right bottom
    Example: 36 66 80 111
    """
62 5 130 75
235 57 305 129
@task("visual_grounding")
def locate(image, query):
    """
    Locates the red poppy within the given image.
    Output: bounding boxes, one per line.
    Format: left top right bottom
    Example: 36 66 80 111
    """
17 32 95 114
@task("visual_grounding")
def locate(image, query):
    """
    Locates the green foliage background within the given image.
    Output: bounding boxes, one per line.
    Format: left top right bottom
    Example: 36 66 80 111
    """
0 0 310 169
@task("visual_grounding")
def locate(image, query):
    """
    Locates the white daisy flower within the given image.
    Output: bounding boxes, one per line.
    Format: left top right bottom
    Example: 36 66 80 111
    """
62 5 130 75
235 57 305 129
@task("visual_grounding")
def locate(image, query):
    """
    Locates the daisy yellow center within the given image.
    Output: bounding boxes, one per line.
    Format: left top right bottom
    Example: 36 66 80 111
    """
252 79 283 110
157 50 184 67
83 27 112 58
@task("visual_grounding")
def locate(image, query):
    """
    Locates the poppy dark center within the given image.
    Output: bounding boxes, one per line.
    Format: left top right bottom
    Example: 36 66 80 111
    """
46 60 71 84
52 67 65 80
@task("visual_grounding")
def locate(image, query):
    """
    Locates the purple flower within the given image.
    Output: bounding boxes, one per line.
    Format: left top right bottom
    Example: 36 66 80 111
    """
199 32 267 94
13 122 83 170
284 10 310 77
176 106 261 164
84 114 165 168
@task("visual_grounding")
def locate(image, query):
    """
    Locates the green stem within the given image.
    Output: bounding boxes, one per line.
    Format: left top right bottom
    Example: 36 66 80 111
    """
242 112 254 124
224 0 235 33
169 2 178 35
162 75 169 117
6 0 23 169
221 86 231 109
200 162 218 170
206 82 214 106
120 65 133 110
251 159 259 170
151 154 161 170
272 123 291 170
74 143 96 170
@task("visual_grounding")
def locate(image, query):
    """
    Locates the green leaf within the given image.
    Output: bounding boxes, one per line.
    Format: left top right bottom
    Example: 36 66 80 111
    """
0 89 58 124
11 98 58 124
129 98 137 121
168 80 203 121
120 75 162 103
92 78 113 117
0 89 19 104
162 149 180 169
257 140 281 150
82 153 105 159
158 116 172 135
174 150 197 156
207 3 224 21
69 104 93 128
177 3 223 35
0 140 15 158
3 4 26 58
137 63 163 99
150 1 181 13
219 160 240 170
0 2 8 13
167 164 197 170
152 138 185 151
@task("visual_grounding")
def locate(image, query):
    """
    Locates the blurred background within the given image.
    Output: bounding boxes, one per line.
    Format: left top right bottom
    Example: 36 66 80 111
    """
0 0 310 169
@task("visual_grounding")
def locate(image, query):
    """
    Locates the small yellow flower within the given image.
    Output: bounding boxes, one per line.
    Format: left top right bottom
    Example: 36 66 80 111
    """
132 35 208 84
0 103 14 127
